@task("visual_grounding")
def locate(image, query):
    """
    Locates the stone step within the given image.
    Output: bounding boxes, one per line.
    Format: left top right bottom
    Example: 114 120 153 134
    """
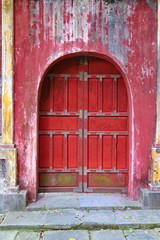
27 193 143 211
1 209 160 231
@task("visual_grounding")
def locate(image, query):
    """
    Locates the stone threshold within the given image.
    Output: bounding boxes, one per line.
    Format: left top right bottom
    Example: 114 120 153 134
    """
27 192 143 211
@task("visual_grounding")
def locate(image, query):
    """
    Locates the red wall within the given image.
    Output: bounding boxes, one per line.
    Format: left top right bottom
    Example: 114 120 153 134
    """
0 1 2 135
14 0 157 201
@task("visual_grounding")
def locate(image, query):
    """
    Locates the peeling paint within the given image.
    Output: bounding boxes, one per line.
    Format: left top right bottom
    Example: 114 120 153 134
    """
151 148 160 185
29 0 139 64
146 0 156 9
2 0 14 144
0 148 17 187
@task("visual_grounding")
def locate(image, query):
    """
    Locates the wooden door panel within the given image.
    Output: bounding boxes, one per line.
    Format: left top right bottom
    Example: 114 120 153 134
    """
68 135 79 168
88 78 99 112
39 173 78 187
117 136 128 169
39 135 50 168
117 78 128 112
88 57 119 74
102 136 114 169
88 117 128 131
68 78 79 112
88 173 128 188
102 78 114 112
88 135 99 169
53 135 64 168
39 116 79 131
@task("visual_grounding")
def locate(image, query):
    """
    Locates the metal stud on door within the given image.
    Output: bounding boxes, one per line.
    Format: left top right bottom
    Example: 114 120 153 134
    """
39 57 129 193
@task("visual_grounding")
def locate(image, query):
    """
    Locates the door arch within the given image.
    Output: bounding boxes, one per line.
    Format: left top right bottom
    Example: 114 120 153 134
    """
38 56 129 193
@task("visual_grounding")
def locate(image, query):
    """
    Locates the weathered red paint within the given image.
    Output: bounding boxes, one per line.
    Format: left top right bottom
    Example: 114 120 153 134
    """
39 57 128 192
14 0 157 201
0 1 2 134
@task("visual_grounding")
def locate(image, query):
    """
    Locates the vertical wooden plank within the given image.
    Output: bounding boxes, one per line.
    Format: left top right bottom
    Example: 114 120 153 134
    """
113 135 117 170
113 78 118 113
68 135 78 168
53 135 64 168
102 136 113 169
117 78 128 112
39 135 50 168
49 77 54 112
64 76 68 112
68 78 78 112
117 136 128 169
98 134 103 170
50 134 53 169
64 133 68 170
88 78 99 112
102 78 113 112
99 78 102 113
88 135 98 169
53 77 64 112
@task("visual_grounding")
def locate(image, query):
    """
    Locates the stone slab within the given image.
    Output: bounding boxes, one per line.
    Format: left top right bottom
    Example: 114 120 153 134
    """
1 209 160 230
16 231 40 240
27 193 142 210
140 188 160 209
124 230 160 239
43 230 89 240
0 190 27 212
0 231 18 240
1 211 47 228
90 230 125 240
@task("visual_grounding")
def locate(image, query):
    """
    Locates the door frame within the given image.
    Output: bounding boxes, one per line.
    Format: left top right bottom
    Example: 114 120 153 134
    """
37 52 133 197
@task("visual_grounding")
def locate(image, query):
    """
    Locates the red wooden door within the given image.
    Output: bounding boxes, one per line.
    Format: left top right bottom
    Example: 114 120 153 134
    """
39 57 129 192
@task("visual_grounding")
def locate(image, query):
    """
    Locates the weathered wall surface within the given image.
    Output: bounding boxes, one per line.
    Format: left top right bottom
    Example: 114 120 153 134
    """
14 0 157 201
0 1 2 136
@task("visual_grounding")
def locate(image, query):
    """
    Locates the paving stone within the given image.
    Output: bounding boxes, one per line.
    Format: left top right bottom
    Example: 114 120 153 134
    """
114 210 160 227
124 230 160 239
0 231 18 240
1 211 47 228
15 231 40 240
90 230 125 240
43 230 89 240
45 210 83 229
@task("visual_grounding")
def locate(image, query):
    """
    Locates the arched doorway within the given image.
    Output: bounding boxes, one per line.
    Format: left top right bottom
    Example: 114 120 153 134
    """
38 56 129 193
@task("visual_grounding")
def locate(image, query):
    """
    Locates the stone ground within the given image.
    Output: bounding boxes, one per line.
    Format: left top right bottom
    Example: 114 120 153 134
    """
0 229 160 240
